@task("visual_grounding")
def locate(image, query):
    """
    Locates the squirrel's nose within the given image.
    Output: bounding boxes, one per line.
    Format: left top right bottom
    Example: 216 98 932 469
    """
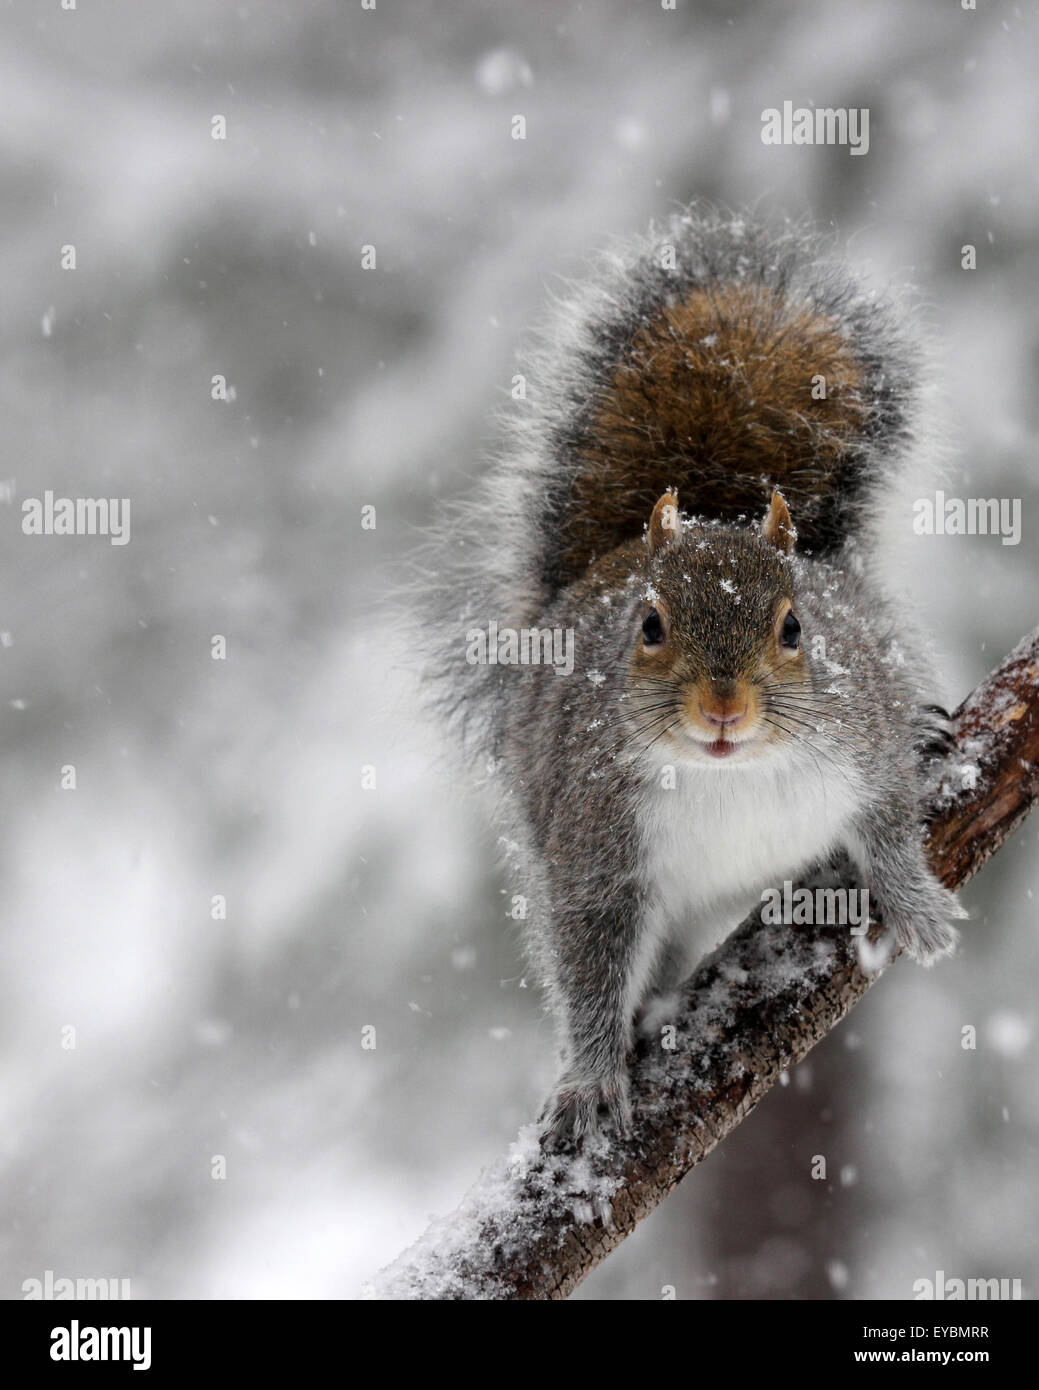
700 699 749 729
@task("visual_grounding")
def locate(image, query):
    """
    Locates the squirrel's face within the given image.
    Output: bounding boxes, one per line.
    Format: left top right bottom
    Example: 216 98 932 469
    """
627 490 809 766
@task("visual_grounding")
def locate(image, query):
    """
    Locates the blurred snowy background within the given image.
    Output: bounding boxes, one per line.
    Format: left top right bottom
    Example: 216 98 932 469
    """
0 0 1036 1300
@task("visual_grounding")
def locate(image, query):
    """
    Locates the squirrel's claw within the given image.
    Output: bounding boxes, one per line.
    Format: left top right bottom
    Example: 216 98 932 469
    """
539 1069 632 1149
915 703 957 760
891 881 966 966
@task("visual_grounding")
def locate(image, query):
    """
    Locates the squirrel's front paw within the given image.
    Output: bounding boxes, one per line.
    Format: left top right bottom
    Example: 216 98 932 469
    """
539 1067 632 1149
888 879 966 966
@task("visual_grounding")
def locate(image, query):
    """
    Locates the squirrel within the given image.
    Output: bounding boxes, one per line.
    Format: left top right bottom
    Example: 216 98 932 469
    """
425 207 965 1146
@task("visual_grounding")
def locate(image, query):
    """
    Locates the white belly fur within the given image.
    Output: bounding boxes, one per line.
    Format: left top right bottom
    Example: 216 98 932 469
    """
638 749 860 965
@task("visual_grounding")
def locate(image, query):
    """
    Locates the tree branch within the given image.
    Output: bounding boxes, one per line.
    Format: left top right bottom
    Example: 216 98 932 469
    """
369 627 1039 1300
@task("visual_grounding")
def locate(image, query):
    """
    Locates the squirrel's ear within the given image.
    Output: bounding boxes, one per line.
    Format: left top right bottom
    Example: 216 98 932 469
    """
648 490 680 555
762 489 797 555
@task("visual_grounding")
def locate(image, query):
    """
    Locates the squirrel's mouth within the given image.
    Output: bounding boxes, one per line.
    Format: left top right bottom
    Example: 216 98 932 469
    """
681 729 759 761
703 737 739 759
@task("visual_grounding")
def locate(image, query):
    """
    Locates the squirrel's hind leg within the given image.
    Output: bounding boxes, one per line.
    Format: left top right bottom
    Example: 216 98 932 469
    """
633 936 689 1042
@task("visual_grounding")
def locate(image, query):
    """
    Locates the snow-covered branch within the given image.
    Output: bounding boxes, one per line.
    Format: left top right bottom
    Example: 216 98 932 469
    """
369 627 1039 1300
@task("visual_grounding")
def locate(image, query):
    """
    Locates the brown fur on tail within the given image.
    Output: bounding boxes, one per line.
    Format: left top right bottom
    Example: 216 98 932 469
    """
560 282 870 578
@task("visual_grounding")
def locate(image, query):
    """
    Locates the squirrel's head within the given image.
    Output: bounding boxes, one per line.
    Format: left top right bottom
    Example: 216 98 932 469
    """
628 489 808 766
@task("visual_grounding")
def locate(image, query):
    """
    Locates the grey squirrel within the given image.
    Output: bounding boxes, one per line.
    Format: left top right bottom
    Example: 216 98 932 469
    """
427 208 964 1145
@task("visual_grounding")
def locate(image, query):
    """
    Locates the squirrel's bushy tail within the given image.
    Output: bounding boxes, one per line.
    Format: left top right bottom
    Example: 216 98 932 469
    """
498 208 919 599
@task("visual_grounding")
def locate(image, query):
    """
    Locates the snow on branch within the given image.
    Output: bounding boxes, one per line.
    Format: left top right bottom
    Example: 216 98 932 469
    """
369 626 1039 1301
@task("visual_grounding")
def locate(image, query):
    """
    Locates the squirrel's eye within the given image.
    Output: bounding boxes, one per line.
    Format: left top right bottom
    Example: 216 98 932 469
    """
781 612 801 649
642 608 664 646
